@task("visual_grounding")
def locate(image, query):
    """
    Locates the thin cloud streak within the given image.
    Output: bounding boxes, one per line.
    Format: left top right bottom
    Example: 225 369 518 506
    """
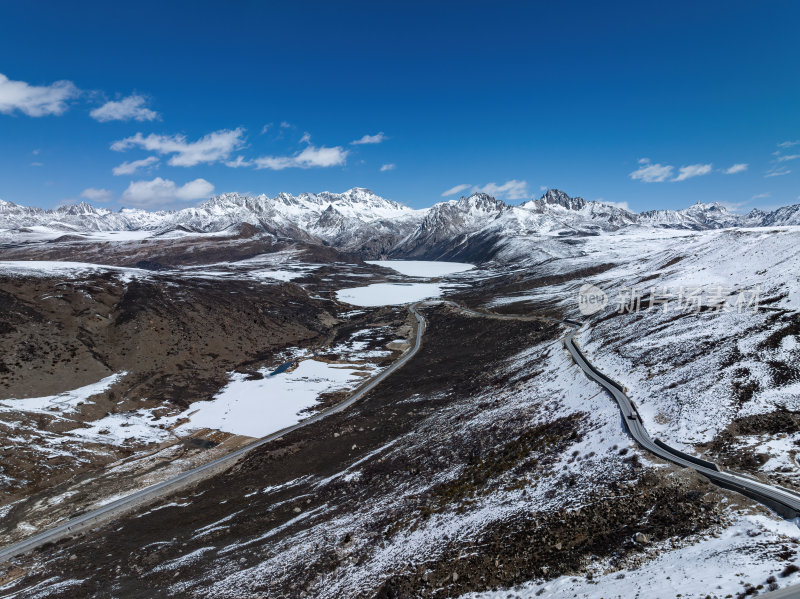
441 184 472 197
351 132 386 145
112 156 159 176
90 95 159 122
724 163 748 174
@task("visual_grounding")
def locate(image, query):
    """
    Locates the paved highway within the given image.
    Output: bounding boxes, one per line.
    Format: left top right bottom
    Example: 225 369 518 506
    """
0 304 427 562
441 300 800 519
442 301 800 597
563 328 800 519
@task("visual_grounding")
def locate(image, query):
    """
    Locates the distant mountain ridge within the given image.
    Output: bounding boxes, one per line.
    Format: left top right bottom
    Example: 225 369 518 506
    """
1 188 799 259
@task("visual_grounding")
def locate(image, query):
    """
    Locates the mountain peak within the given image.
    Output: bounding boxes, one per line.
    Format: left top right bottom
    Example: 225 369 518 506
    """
344 186 376 196
520 189 587 212
55 202 109 216
460 192 507 212
687 201 727 211
540 189 586 210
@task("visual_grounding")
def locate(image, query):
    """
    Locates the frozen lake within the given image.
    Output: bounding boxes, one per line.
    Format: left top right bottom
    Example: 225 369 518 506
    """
366 260 474 277
338 260 473 306
336 282 444 307
176 359 373 438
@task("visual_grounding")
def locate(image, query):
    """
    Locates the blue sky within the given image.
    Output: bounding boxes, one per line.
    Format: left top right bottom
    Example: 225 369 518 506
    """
1 1 798 212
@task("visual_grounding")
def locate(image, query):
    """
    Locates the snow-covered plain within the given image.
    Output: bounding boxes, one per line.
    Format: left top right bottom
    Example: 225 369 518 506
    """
0 251 323 285
175 358 376 438
0 260 145 280
0 227 160 244
178 250 322 282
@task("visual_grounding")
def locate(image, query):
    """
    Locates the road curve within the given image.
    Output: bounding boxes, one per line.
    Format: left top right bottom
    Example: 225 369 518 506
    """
0 304 427 563
563 329 800 518
440 300 800 519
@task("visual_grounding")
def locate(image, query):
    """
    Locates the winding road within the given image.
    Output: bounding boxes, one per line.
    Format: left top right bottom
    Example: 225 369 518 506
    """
564 328 800 519
445 300 800 518
3 297 800 598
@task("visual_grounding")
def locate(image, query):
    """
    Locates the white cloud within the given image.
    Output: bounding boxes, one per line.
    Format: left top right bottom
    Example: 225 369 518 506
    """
260 124 272 134
751 192 771 200
765 167 791 178
724 163 748 174
299 132 312 144
90 95 159 122
80 188 114 203
30 162 43 167
674 163 712 181
380 163 396 171
112 156 159 176
441 184 472 197
629 159 674 183
775 153 800 163
253 144 348 170
120 177 214 207
631 158 713 183
351 132 387 145
224 156 254 168
473 180 529 200
778 140 800 148
280 121 291 128
0 72 79 117
111 128 246 167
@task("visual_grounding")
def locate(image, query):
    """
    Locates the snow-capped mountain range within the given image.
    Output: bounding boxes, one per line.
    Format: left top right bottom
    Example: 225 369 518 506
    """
2 188 799 259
